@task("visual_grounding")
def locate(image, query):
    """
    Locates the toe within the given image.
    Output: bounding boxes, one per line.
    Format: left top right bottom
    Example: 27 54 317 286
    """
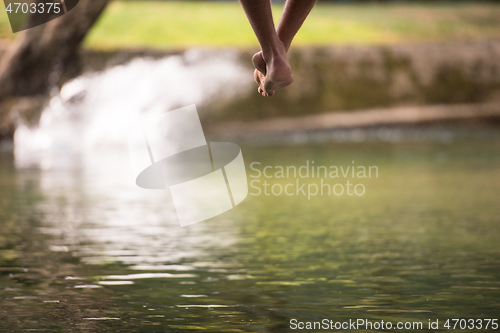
258 87 275 97
254 69 261 85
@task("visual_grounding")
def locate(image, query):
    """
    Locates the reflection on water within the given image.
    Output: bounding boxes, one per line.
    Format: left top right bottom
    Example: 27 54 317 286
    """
1 132 500 331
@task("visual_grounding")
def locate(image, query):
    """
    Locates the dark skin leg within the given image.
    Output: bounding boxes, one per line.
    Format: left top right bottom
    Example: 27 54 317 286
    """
240 0 317 96
239 0 293 97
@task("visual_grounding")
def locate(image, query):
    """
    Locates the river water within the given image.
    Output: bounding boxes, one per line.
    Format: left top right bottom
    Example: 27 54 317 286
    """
0 54 499 332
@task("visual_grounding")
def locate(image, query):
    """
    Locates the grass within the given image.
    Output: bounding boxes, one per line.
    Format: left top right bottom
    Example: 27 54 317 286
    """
1 1 500 49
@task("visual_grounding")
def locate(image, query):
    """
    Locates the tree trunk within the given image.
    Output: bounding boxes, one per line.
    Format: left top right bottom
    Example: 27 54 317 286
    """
0 0 110 102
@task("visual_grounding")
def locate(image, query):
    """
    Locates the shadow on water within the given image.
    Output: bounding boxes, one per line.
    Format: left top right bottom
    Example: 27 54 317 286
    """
1 53 500 332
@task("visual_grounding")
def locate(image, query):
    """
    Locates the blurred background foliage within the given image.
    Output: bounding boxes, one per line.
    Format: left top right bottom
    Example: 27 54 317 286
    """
2 1 500 49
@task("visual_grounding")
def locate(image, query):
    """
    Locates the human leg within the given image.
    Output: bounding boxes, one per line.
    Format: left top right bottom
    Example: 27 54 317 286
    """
252 0 317 96
239 0 293 96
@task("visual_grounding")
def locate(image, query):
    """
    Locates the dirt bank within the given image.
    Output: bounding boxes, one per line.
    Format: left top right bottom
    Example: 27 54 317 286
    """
207 103 500 139
1 40 500 137
206 40 500 121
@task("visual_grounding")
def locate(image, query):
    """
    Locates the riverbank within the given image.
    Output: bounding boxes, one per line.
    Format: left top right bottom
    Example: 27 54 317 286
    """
207 103 500 139
204 40 500 122
1 40 500 141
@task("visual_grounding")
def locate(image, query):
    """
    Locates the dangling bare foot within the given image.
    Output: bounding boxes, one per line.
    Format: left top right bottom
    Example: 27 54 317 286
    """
252 51 267 76
251 45 293 97
239 0 317 97
252 52 271 96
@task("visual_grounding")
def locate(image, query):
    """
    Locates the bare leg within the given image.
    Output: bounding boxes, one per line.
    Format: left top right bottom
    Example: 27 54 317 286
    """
252 0 317 95
278 0 318 51
239 0 293 97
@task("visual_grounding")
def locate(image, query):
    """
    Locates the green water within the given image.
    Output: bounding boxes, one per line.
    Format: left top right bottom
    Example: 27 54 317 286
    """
1 131 499 332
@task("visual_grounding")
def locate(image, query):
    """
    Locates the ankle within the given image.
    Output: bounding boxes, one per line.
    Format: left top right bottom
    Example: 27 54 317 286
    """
277 34 292 53
265 55 292 83
261 36 287 62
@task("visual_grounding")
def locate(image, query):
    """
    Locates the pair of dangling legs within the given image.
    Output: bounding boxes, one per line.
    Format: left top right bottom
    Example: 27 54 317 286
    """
239 0 317 96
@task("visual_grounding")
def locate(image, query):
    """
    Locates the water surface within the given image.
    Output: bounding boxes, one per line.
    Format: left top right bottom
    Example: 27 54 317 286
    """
1 128 499 332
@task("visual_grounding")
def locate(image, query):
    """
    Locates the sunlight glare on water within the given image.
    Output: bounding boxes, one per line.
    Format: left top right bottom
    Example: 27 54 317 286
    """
12 50 250 269
14 49 250 167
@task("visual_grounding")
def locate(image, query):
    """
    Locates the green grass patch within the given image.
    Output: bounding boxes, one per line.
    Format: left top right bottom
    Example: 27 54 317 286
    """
1 1 500 49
